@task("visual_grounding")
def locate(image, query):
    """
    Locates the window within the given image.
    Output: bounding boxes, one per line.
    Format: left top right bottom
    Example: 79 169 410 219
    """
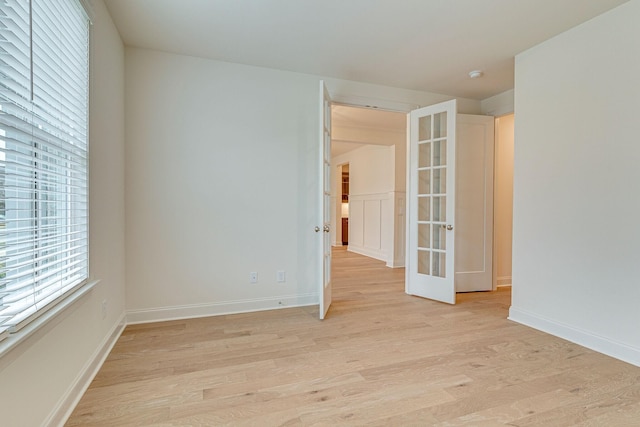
0 0 90 343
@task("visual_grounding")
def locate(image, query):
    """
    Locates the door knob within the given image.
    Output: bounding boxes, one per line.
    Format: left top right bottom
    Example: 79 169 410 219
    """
315 226 320 232
323 225 330 233
446 224 453 231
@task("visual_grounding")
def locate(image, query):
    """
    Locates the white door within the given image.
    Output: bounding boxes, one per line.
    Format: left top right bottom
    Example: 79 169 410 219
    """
318 80 332 319
406 100 457 304
455 114 494 292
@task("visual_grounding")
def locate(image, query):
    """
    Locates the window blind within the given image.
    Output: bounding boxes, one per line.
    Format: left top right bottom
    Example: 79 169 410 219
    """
0 0 89 342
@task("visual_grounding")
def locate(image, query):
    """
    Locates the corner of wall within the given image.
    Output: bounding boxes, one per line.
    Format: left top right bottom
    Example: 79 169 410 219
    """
509 307 640 368
46 314 126 427
480 89 514 117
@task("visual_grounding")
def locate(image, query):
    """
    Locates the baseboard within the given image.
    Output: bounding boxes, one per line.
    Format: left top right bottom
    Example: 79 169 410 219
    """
509 306 640 367
496 276 512 286
386 258 405 268
48 312 127 427
348 245 387 264
126 294 318 324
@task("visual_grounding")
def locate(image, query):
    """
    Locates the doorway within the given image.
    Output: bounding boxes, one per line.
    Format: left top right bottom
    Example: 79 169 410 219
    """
330 104 407 267
493 113 514 288
327 103 515 304
340 164 349 246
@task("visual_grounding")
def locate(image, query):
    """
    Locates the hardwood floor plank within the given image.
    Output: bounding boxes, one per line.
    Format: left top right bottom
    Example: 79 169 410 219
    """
65 247 640 426
433 388 581 426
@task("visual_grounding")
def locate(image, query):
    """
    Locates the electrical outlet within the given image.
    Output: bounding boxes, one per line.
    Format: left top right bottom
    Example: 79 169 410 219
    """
101 299 107 319
277 270 286 283
249 272 258 283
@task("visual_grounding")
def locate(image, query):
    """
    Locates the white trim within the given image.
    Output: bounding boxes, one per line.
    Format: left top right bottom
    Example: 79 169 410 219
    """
350 191 392 199
348 192 391 264
387 258 405 268
0 280 99 360
330 95 417 113
348 245 387 263
48 313 126 427
509 306 640 368
126 294 318 325
77 0 95 23
480 89 514 116
496 276 512 286
389 191 406 269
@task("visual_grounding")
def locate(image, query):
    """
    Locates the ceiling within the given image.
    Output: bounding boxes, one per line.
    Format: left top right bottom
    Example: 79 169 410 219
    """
103 0 628 100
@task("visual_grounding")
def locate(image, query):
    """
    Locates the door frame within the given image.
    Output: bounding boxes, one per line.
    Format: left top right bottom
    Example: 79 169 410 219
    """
323 90 508 304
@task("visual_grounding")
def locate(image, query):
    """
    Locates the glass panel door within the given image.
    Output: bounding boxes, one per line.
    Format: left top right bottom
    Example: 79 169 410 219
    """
407 100 456 304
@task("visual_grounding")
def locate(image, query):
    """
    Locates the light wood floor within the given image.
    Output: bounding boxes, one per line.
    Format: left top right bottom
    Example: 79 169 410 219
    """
67 247 640 426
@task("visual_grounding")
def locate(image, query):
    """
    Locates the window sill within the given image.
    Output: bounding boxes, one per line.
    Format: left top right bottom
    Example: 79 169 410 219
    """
0 280 99 361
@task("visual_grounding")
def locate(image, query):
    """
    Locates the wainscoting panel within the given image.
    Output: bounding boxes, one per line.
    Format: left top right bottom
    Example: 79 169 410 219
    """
363 200 381 250
349 199 364 247
390 192 406 268
349 193 391 262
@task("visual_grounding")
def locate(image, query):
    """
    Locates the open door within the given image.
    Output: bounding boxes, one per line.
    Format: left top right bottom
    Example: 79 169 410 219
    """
406 100 457 304
318 80 332 319
455 114 494 292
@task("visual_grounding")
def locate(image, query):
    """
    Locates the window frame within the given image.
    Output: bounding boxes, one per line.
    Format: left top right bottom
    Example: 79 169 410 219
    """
0 0 93 355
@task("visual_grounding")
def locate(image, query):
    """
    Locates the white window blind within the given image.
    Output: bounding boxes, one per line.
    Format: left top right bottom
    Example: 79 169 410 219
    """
0 0 89 342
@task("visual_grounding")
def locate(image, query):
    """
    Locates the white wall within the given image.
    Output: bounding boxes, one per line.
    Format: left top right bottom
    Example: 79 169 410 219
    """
493 114 514 286
0 1 127 425
481 89 514 116
124 48 320 320
349 145 395 196
510 0 640 366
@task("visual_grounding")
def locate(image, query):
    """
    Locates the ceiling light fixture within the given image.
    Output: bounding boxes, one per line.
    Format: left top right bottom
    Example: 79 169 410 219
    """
468 70 484 79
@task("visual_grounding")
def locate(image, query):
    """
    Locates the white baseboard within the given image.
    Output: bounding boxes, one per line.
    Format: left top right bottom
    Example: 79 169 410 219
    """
496 276 512 286
348 245 387 264
49 312 127 427
387 258 405 268
126 294 318 325
509 306 640 367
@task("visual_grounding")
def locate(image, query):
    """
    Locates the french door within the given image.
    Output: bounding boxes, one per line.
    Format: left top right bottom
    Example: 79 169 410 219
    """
318 81 332 319
406 100 457 304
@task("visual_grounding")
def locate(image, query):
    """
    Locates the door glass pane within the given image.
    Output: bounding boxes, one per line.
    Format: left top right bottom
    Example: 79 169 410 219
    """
432 252 446 278
433 168 446 194
418 115 431 141
418 223 430 248
418 142 431 168
418 196 430 221
433 112 447 138
324 163 331 191
325 133 330 159
418 250 430 275
324 194 330 219
433 224 446 250
433 140 447 166
418 170 431 195
433 196 446 222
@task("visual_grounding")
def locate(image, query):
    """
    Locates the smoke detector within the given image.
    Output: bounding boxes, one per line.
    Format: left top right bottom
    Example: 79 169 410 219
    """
468 70 484 79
